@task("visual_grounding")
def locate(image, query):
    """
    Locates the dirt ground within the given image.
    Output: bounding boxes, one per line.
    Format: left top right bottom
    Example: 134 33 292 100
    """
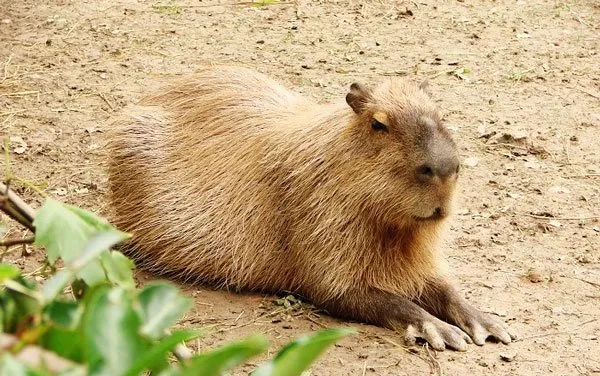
1 0 599 374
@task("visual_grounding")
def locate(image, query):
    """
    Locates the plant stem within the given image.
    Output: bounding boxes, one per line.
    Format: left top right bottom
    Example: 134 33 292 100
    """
0 181 36 231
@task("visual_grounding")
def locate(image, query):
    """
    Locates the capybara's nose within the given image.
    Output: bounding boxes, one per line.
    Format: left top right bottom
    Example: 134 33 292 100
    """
416 156 459 182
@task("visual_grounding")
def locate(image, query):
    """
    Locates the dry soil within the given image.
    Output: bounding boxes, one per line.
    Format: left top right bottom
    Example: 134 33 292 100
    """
1 0 599 375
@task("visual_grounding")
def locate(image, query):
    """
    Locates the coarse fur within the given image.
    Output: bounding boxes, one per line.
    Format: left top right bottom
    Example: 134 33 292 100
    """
108 66 452 301
107 66 511 349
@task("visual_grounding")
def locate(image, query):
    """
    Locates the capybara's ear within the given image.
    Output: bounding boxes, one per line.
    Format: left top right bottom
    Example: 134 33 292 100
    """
419 80 431 97
346 83 372 114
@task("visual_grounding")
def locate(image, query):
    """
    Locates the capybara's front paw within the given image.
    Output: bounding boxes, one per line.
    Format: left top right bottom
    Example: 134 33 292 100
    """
457 308 516 346
403 316 472 351
417 280 516 347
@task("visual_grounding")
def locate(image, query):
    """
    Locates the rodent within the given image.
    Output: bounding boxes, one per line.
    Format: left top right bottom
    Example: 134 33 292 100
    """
107 65 514 351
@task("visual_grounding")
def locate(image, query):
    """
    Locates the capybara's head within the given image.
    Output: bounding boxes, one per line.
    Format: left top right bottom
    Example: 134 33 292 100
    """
345 79 459 227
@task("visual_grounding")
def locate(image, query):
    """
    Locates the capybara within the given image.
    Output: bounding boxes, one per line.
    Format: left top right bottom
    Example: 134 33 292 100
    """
107 66 514 351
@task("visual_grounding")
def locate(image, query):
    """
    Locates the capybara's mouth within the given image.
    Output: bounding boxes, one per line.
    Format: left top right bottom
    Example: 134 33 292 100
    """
414 207 446 222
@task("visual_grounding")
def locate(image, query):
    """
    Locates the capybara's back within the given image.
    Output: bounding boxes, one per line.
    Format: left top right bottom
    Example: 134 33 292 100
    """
109 67 315 289
108 65 514 351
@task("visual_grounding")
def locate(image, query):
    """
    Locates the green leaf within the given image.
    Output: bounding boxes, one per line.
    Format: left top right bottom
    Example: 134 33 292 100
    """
138 283 191 339
40 298 84 362
0 264 20 282
33 199 130 286
3 279 41 299
41 270 72 302
69 231 129 271
76 264 106 289
82 286 148 376
100 251 135 289
0 293 17 332
57 368 87 376
42 231 130 301
182 335 268 376
0 353 29 376
123 329 203 376
63 205 115 231
2 279 42 333
157 367 182 376
43 301 82 329
39 327 84 363
0 352 55 376
252 328 355 376
34 199 95 264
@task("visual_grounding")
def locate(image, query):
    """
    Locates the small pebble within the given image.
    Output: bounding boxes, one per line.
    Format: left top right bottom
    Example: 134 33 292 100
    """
500 352 517 362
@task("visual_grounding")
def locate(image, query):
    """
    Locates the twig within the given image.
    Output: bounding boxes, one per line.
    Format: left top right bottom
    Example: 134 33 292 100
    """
379 70 409 76
0 109 27 117
362 360 367 376
523 213 600 221
218 307 287 332
96 93 115 111
235 1 295 6
381 337 431 367
576 318 598 327
563 174 600 178
0 236 34 248
305 315 328 328
24 263 48 278
0 91 40 97
64 21 81 38
564 140 572 165
518 318 598 342
152 3 234 7
579 87 600 100
173 344 193 361
517 331 570 342
562 275 600 289
233 310 245 323
490 142 532 151
424 344 443 376
1 54 13 82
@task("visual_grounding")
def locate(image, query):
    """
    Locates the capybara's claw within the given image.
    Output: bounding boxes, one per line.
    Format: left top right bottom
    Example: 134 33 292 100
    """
404 318 470 352
462 311 514 346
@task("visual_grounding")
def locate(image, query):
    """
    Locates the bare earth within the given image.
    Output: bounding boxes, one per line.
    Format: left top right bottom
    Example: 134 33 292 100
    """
1 1 599 375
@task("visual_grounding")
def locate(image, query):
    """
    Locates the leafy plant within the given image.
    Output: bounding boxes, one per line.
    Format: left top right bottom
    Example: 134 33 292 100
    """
508 70 531 83
0 191 354 375
152 5 182 14
448 67 471 81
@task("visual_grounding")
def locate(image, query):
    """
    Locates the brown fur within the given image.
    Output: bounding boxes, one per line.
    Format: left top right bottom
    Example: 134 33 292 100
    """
107 65 461 326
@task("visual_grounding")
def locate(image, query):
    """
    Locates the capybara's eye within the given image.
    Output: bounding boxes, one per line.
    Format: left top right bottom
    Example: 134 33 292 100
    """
370 119 388 133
